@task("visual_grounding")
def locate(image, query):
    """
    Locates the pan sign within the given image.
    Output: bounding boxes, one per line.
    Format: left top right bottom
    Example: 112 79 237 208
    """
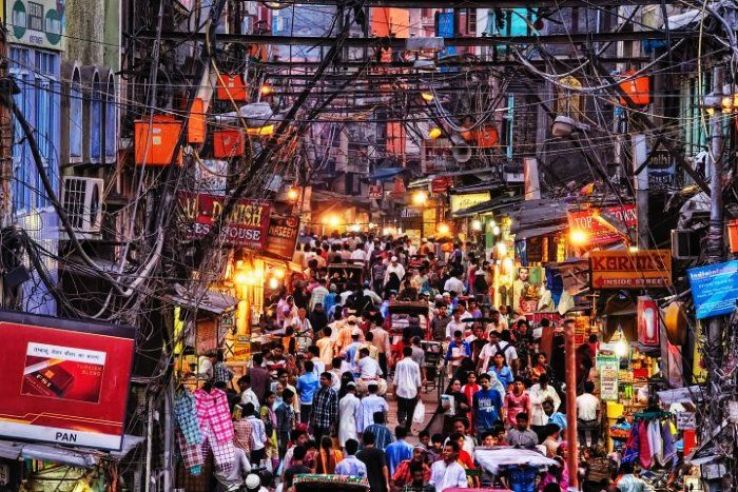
688 260 738 319
590 250 672 289
0 311 134 450
179 192 271 250
568 204 637 246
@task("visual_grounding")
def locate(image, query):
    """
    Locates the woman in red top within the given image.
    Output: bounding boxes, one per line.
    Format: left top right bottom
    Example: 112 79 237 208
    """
504 376 531 428
460 371 480 433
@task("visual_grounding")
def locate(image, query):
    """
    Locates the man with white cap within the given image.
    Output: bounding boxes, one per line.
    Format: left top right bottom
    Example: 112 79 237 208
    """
336 315 363 353
384 255 406 286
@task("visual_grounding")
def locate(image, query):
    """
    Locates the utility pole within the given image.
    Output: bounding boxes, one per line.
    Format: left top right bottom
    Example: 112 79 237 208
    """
564 318 578 491
631 133 649 248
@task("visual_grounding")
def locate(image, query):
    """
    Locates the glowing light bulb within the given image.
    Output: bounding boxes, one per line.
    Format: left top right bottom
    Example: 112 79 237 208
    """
569 228 589 246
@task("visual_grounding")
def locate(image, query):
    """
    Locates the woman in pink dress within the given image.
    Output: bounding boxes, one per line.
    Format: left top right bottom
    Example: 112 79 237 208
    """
504 376 531 427
461 371 481 432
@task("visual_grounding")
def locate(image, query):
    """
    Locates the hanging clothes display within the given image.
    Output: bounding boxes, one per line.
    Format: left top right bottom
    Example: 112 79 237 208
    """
174 388 204 475
194 386 236 473
622 411 676 470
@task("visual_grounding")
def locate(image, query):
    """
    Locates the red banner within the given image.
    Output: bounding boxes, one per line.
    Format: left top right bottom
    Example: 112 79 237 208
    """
264 215 300 260
431 176 452 193
179 192 271 250
567 204 637 246
0 312 134 450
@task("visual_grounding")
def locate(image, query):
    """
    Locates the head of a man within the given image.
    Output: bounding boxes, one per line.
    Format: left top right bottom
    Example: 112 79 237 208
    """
516 412 530 431
442 441 460 464
319 372 332 388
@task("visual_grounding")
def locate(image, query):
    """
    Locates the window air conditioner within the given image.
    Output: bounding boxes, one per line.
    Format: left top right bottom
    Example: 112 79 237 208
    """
62 176 104 234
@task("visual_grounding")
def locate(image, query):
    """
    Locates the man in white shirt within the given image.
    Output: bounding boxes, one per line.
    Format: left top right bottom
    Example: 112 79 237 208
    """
429 442 468 492
477 331 518 373
528 373 561 441
309 278 330 311
394 346 423 431
358 383 389 432
356 347 387 395
244 403 267 463
214 446 251 490
576 381 602 447
237 375 260 409
350 244 368 261
384 256 406 286
197 352 215 380
443 274 465 296
445 307 469 340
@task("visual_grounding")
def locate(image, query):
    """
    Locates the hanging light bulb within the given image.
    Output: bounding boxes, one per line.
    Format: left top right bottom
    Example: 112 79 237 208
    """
420 92 434 103
428 127 442 139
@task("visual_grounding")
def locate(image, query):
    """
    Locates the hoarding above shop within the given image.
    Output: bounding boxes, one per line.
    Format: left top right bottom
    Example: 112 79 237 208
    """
0 311 134 450
449 192 490 214
590 249 672 289
688 260 738 319
178 192 271 250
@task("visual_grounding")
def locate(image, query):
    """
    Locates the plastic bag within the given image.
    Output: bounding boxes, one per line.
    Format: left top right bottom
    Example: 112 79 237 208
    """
413 400 426 424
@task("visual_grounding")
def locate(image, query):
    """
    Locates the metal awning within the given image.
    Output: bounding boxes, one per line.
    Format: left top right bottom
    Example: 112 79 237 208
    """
513 223 566 240
0 435 144 468
167 283 237 314
510 199 572 233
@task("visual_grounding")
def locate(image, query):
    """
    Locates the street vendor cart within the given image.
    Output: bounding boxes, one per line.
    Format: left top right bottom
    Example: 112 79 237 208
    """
293 474 370 492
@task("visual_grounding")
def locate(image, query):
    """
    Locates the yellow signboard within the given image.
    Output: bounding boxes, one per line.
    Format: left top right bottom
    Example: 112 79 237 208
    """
449 192 490 214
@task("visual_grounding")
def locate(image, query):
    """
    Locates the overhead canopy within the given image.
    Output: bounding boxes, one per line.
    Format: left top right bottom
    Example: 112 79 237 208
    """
168 283 238 314
510 199 572 233
367 167 405 181
513 223 567 240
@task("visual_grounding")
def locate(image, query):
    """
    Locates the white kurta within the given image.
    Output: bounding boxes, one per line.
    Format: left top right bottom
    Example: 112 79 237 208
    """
338 393 362 446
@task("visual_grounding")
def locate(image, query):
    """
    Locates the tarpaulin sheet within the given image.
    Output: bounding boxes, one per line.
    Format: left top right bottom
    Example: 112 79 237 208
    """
474 447 557 475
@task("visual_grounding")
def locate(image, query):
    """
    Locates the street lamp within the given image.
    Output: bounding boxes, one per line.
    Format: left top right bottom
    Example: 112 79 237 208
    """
569 228 589 246
471 219 483 231
287 187 299 201
412 191 428 206
437 223 451 236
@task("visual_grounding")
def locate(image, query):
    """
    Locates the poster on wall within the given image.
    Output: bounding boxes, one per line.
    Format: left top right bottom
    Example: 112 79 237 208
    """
687 260 738 319
0 311 134 450
597 354 620 401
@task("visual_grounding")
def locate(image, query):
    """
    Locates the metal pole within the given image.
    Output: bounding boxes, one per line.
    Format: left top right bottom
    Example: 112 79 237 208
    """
144 392 154 492
564 319 578 490
707 66 724 375
163 381 173 492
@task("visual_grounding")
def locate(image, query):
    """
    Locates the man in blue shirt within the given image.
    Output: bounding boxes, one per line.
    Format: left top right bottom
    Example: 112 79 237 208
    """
296 361 320 424
473 373 503 435
543 398 567 431
335 439 368 478
363 411 394 451
385 426 414 475
445 330 471 374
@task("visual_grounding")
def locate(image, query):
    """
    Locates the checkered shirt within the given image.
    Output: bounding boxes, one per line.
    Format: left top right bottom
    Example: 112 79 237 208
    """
310 386 338 431
174 389 202 445
214 362 233 384
233 419 253 453
194 388 235 444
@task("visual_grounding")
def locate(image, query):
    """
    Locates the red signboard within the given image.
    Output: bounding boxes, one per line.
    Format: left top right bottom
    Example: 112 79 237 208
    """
431 176 453 193
0 311 134 450
264 215 300 260
179 192 271 250
567 204 637 246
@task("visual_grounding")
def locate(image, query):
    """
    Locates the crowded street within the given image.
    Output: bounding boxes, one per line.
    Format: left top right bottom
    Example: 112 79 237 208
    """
0 0 731 490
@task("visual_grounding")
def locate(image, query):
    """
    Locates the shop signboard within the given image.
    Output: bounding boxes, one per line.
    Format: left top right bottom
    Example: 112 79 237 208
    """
7 0 64 51
264 215 300 260
687 260 738 319
646 138 676 190
178 192 271 250
590 250 672 289
0 311 134 450
431 176 452 193
449 192 490 214
368 185 383 199
567 204 637 246
597 354 619 401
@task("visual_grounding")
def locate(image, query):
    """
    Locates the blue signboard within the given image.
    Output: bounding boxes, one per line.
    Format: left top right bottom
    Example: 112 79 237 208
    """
688 260 738 319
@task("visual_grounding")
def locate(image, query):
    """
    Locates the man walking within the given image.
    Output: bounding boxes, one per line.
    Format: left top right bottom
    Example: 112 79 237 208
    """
394 346 423 432
310 372 338 443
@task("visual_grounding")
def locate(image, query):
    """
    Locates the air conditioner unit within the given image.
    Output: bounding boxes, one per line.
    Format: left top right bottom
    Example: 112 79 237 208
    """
671 229 700 259
62 176 104 234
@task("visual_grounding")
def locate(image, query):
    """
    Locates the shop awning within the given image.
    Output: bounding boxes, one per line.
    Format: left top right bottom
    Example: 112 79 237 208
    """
513 223 566 240
509 199 572 233
0 435 144 468
167 283 237 314
367 167 405 181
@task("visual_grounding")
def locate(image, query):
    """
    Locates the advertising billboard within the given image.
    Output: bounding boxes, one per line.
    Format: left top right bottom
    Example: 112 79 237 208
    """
449 192 490 214
0 311 134 450
179 192 271 250
688 260 738 319
7 0 64 51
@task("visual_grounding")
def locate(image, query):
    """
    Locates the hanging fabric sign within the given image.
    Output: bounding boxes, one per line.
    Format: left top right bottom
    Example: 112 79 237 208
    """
637 296 660 347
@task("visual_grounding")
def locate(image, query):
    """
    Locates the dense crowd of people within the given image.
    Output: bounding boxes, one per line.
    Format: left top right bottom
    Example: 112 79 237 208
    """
193 232 651 492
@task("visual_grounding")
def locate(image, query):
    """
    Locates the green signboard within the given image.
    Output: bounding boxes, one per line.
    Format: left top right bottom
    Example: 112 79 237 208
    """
8 0 64 50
